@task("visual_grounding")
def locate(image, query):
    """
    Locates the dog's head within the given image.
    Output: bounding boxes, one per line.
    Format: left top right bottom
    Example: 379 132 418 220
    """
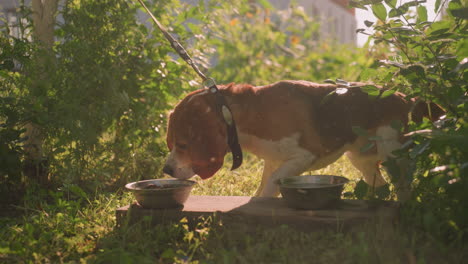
164 89 229 180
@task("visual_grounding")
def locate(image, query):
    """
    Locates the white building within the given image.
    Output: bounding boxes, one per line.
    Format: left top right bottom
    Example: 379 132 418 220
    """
268 0 356 45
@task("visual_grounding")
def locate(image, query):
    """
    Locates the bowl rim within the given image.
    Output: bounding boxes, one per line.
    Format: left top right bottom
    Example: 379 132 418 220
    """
125 178 196 191
277 174 349 189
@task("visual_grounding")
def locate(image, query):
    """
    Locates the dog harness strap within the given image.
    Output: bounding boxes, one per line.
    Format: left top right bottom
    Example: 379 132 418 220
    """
137 0 243 170
209 84 243 171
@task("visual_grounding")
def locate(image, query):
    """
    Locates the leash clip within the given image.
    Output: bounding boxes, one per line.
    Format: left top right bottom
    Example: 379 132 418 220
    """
203 78 218 93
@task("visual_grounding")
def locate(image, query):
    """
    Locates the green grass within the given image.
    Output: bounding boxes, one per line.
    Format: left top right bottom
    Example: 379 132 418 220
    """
192 154 363 197
1 157 466 263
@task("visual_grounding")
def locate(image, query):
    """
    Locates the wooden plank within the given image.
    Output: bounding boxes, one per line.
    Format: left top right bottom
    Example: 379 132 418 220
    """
116 195 399 231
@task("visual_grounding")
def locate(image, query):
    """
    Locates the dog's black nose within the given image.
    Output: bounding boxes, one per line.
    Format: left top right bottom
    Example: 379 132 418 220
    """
163 165 174 176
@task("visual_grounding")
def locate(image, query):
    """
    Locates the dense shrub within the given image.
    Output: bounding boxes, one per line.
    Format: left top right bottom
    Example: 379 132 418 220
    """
1 0 203 195
351 0 467 241
0 35 31 202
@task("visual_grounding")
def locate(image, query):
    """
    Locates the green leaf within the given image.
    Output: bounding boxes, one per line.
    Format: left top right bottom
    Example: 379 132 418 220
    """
320 90 336 105
429 20 452 33
352 126 369 137
447 85 463 104
389 5 409 17
364 20 374 27
390 27 420 36
401 64 426 79
359 68 377 81
434 0 442 12
409 141 430 159
367 0 385 4
360 84 381 97
399 65 426 84
450 8 468 19
384 0 397 8
448 1 462 11
356 28 368 34
457 39 468 57
381 89 396 98
349 1 369 10
406 0 427 7
388 8 399 18
354 179 369 200
376 184 391 199
360 142 376 153
382 158 401 182
161 248 176 259
417 5 428 22
372 3 387 21
381 71 394 82
68 184 88 199
0 60 15 71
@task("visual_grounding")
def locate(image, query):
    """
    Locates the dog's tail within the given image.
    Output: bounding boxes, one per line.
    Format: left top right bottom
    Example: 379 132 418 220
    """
410 99 445 123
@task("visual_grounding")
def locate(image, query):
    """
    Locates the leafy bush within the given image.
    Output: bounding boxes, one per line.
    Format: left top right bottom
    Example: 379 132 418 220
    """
351 0 467 241
0 25 33 202
1 0 207 194
44 0 191 187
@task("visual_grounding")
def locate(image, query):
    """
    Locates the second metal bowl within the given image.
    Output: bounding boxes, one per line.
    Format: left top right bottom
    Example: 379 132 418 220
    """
277 175 349 210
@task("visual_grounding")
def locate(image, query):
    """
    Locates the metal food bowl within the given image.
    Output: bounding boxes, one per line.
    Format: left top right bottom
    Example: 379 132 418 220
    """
277 175 349 210
125 179 196 209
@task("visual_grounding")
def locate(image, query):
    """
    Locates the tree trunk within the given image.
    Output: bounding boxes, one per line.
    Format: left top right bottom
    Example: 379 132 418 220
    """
23 0 59 185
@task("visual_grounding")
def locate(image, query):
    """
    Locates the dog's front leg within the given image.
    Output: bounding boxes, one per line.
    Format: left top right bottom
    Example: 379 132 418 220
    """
254 160 279 197
258 154 316 197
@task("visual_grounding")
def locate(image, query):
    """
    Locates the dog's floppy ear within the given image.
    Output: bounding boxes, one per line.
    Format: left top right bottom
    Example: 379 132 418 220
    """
188 114 228 179
166 111 174 150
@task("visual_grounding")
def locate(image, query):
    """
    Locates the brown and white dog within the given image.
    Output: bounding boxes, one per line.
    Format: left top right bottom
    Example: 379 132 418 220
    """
163 80 443 200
